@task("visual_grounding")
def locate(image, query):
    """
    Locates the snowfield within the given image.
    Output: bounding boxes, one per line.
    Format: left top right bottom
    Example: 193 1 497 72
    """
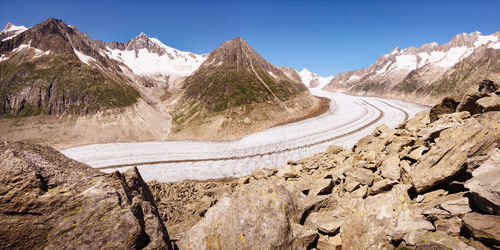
61 89 428 182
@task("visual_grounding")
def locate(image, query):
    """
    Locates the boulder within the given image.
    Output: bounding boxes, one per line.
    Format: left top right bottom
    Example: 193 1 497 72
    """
304 212 343 235
462 212 500 245
478 79 498 95
403 146 428 161
0 142 172 249
317 234 342 249
370 179 398 195
417 232 475 249
177 180 298 249
476 94 500 113
342 184 420 249
465 152 500 215
291 223 318 249
326 145 344 155
409 112 500 192
379 155 401 181
309 179 334 196
429 96 461 122
434 217 462 237
345 167 374 186
439 197 471 216
456 93 487 115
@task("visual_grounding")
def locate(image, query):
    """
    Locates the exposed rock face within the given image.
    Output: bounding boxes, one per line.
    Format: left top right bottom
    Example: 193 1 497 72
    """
0 141 172 249
154 83 500 249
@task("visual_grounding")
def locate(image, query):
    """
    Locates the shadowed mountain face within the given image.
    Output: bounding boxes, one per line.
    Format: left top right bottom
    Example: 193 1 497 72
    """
178 37 309 113
0 18 139 117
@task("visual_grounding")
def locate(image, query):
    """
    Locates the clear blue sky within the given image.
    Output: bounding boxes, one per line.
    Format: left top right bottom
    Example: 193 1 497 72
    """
2 0 499 76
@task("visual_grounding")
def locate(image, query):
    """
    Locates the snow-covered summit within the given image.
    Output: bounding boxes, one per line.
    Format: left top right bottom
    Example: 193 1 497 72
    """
298 68 333 89
327 31 500 92
105 33 207 82
1 22 28 41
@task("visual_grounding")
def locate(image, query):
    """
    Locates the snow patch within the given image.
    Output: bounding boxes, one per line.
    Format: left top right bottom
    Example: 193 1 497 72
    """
73 49 96 65
435 46 472 68
474 35 498 47
488 42 500 49
393 55 417 70
348 75 361 81
268 71 276 78
0 54 8 62
376 61 392 74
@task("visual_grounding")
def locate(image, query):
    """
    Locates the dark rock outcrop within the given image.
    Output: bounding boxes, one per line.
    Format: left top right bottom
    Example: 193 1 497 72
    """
0 141 172 249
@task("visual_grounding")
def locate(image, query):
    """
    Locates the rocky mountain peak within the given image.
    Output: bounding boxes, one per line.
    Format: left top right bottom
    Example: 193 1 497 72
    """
124 32 167 56
202 36 268 69
2 22 13 32
449 31 482 47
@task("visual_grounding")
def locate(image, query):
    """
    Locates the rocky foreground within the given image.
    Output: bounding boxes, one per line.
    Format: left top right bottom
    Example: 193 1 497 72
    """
0 142 172 249
151 81 500 249
1 81 499 249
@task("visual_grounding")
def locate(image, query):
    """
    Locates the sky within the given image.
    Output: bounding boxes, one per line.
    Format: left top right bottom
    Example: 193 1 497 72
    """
1 0 499 76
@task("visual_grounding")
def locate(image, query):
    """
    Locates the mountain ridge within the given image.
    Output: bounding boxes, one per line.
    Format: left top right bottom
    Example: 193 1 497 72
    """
324 31 500 104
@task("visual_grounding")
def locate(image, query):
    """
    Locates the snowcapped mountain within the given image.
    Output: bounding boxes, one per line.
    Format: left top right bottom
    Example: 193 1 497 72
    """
0 23 28 41
105 33 207 86
298 68 333 89
325 31 500 103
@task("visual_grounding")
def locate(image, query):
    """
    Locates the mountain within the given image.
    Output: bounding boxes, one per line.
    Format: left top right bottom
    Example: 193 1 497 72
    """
105 33 207 89
0 18 139 117
169 36 322 140
298 68 333 89
0 23 27 41
325 31 500 104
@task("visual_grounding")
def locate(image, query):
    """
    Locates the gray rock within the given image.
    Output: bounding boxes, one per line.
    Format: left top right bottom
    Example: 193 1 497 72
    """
380 155 401 181
434 217 462 237
465 153 500 215
370 179 398 195
291 223 318 249
462 212 500 245
476 93 500 113
304 212 343 235
177 180 306 249
439 197 472 216
345 167 374 186
409 112 500 192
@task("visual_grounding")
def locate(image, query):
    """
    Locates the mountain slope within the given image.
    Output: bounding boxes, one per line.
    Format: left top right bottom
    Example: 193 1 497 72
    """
170 37 322 140
325 31 500 104
0 18 139 117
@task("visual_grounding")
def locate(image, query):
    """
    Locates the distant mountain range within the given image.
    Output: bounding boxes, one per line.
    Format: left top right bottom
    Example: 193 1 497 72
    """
322 31 500 104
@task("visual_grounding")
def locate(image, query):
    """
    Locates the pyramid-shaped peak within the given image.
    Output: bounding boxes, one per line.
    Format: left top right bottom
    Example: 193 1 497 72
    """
3 22 13 31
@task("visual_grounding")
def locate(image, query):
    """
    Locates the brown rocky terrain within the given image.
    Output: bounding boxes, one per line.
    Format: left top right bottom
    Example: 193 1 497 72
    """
0 141 173 249
150 81 500 249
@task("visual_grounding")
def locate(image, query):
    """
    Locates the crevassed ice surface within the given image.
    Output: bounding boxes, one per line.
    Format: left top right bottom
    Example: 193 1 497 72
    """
61 89 428 182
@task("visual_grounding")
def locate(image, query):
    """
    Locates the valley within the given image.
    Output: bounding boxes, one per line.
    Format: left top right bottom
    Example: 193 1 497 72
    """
61 88 427 182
